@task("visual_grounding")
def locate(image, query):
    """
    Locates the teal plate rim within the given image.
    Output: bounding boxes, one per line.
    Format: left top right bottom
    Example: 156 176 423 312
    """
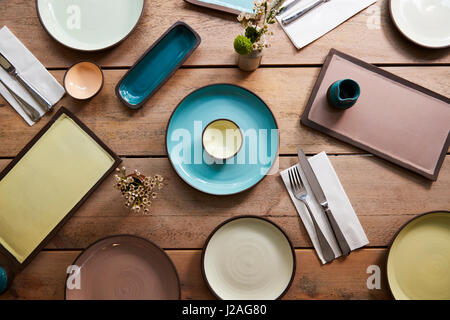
165 83 280 196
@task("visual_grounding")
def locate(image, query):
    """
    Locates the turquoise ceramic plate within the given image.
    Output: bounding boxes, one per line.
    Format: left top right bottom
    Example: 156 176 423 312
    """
166 84 279 195
185 0 253 14
36 0 145 51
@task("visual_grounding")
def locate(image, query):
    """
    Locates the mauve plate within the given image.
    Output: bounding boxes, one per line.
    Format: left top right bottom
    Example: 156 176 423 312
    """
65 235 180 300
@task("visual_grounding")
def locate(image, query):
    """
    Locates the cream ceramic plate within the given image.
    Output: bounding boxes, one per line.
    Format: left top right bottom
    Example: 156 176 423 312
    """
202 216 295 300
37 0 145 51
390 0 450 48
387 211 450 300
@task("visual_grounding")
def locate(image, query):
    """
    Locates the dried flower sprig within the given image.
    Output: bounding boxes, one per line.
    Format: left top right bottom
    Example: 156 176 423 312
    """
234 0 286 54
114 167 164 214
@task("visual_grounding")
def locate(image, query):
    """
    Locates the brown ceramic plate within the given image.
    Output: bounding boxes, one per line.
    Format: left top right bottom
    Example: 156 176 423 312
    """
65 235 180 300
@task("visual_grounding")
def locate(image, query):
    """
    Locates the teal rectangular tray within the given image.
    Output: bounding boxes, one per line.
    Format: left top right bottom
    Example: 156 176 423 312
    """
185 0 253 14
116 21 201 109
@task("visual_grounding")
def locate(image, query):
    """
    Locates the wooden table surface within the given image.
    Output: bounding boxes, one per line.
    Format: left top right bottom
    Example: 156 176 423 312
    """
0 0 449 300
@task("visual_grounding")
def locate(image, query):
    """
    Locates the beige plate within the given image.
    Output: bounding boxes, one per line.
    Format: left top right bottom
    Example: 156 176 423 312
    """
202 216 295 300
387 211 450 300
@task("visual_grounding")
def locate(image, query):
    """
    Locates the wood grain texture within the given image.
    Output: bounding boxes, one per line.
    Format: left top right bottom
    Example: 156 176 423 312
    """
1 155 448 249
0 0 448 301
0 0 448 68
0 67 448 157
0 249 390 300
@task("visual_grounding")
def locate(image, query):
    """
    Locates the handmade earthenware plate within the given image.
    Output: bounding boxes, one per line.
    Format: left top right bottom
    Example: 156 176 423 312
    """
166 84 279 195
202 216 295 300
387 211 450 300
65 235 180 300
184 0 253 14
36 0 145 51
390 0 450 49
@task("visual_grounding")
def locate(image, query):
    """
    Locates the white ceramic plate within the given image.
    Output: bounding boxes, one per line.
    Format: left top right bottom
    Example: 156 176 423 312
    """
202 216 295 300
37 0 145 51
390 0 450 48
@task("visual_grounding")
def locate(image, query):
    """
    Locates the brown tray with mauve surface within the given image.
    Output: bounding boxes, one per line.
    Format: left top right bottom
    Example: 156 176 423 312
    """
301 49 450 181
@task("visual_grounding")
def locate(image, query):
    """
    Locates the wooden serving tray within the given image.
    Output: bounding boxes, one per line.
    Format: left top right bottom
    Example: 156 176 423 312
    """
301 49 450 181
0 107 121 274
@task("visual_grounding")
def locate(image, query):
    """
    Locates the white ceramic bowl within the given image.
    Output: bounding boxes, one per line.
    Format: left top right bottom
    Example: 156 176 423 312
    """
390 0 450 49
202 119 243 160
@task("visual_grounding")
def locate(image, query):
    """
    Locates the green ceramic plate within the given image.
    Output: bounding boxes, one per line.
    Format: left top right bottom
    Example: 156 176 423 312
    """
387 211 450 300
37 0 145 51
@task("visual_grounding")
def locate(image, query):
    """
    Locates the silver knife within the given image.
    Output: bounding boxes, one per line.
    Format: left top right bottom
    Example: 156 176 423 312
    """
297 149 351 256
0 51 52 111
282 0 330 26
0 78 41 122
277 0 303 16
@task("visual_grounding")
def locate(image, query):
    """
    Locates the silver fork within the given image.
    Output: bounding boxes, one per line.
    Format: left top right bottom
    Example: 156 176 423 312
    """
288 165 335 263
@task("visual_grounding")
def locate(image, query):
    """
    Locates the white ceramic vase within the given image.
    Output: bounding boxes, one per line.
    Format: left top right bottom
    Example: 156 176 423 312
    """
237 50 263 72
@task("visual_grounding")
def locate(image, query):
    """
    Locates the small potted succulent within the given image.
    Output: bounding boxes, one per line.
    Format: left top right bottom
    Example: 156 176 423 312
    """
114 167 164 214
234 0 285 71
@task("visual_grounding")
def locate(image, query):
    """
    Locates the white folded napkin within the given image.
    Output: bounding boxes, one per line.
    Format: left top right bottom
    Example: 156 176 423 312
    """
280 152 369 264
277 0 377 49
0 26 65 126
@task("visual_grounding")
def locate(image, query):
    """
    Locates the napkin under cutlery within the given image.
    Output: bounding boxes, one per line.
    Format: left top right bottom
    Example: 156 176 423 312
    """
280 152 368 264
0 26 65 126
277 0 377 49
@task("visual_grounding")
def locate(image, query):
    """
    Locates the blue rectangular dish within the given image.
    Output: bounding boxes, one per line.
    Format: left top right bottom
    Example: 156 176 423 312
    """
115 21 201 109
184 0 253 14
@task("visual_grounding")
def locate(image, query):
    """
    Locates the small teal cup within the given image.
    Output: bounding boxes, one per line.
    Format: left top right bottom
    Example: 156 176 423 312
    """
327 79 360 109
0 266 11 295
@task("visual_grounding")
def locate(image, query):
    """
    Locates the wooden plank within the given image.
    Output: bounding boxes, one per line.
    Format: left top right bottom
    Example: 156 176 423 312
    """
1 155 448 249
0 248 390 300
1 0 448 68
0 67 448 157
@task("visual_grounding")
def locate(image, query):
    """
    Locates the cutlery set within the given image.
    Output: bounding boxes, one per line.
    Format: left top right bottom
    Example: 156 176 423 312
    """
0 51 51 110
288 148 351 262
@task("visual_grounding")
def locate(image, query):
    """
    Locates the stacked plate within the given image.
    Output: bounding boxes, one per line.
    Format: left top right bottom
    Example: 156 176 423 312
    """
166 84 279 195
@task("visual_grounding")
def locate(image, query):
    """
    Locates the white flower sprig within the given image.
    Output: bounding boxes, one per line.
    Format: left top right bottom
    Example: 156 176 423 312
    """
235 0 285 52
114 167 164 214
